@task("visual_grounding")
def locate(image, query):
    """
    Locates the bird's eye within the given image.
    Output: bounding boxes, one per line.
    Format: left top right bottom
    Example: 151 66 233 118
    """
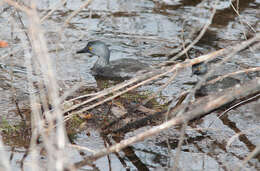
88 46 93 51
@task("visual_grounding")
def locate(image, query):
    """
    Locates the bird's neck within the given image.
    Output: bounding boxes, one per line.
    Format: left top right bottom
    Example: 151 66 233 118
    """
94 56 110 68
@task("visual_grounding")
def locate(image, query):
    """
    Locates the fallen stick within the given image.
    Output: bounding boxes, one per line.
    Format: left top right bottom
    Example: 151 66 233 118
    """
73 77 260 169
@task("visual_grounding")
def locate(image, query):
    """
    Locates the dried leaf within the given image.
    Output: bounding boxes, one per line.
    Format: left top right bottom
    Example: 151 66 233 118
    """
0 41 8 48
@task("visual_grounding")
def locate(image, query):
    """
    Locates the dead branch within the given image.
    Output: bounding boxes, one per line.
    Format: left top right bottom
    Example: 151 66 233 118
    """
72 77 260 169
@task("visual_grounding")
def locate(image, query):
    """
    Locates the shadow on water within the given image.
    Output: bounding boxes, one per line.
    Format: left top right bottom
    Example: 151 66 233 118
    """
213 0 257 27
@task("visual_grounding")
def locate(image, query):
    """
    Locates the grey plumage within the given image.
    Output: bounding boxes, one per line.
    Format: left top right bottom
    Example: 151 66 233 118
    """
77 41 150 79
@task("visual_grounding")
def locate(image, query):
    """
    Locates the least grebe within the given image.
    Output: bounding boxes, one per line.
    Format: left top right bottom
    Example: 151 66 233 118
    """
192 62 208 75
191 62 241 97
77 40 150 79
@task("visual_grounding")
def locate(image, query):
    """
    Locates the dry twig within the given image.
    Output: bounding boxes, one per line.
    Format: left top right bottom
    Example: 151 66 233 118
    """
73 77 260 169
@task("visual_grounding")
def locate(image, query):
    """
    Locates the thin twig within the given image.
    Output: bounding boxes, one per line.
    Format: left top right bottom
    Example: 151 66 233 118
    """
72 77 260 169
168 4 217 60
63 0 92 27
208 67 260 84
40 0 67 23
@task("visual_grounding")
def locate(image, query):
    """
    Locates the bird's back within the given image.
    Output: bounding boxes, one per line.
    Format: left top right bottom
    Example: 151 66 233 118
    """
91 58 150 80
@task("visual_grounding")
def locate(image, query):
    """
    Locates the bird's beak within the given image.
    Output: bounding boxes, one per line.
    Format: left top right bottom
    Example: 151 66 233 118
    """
76 47 87 54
